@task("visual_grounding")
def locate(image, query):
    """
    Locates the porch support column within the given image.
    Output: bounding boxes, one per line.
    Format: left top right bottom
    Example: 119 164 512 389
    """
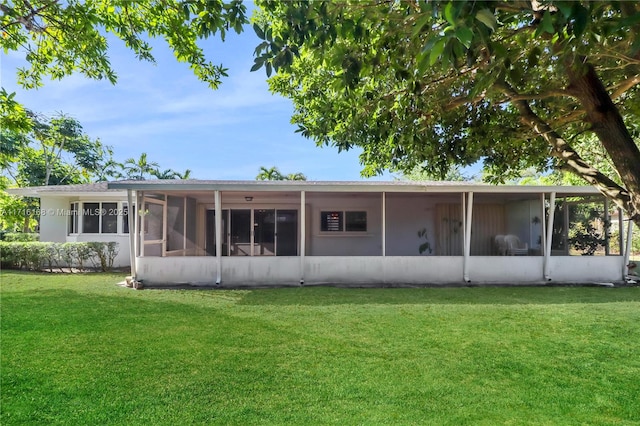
463 192 473 282
624 219 634 279
382 192 386 257
300 191 306 285
543 192 556 281
215 190 222 285
127 189 137 279
604 198 610 256
139 191 145 257
540 193 546 256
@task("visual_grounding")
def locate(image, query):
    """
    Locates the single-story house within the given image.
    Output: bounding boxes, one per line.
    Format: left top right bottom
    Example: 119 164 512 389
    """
9 180 636 286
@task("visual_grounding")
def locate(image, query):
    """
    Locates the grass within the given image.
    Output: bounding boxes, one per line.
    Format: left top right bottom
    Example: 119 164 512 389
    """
2 271 640 425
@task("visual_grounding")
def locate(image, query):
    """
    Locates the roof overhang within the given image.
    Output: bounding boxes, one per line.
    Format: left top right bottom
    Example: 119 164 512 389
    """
107 179 602 196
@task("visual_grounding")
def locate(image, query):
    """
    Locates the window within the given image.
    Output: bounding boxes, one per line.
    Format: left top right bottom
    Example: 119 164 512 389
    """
82 203 100 233
69 203 79 234
78 202 128 234
122 203 129 234
101 202 118 233
320 211 367 232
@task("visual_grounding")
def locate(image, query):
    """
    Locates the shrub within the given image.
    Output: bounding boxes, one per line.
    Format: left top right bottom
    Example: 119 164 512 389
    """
2 232 39 242
87 242 119 272
0 241 119 272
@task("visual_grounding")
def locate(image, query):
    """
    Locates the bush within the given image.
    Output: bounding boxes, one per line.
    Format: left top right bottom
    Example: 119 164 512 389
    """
0 241 119 272
2 232 39 242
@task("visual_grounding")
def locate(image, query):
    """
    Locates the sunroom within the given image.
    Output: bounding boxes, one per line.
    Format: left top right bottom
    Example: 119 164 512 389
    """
108 180 633 286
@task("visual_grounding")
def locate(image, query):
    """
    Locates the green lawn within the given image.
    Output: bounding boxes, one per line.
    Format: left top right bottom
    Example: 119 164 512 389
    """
2 271 640 425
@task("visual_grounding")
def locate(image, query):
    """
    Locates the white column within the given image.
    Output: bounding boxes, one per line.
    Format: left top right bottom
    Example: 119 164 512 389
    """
382 192 386 257
604 198 610 256
463 192 473 282
540 193 546 256
215 190 222 285
300 191 306 285
162 193 167 257
139 191 145 257
544 192 556 281
624 219 634 279
127 190 137 278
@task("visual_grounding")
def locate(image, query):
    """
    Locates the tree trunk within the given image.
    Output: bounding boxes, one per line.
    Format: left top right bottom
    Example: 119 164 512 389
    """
498 81 632 210
566 63 640 225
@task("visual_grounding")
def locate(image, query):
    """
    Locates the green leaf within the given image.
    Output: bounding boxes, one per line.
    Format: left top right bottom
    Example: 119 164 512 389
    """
475 9 497 31
455 27 473 49
412 12 432 38
571 5 588 38
253 23 265 40
444 2 456 26
541 10 555 34
429 38 446 66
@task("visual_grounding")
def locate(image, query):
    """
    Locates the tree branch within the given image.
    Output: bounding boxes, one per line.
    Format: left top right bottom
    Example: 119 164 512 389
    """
496 80 633 215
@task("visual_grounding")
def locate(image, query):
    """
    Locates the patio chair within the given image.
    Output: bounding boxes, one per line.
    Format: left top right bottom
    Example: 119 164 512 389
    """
505 234 528 256
494 235 507 256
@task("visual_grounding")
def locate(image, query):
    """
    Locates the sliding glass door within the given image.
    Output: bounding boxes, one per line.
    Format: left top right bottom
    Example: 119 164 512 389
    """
206 208 297 256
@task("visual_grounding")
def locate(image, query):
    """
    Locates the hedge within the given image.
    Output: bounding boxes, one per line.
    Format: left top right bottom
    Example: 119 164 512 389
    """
0 241 119 272
1 232 39 242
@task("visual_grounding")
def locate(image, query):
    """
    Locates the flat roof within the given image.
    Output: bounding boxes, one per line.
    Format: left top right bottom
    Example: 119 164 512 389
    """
107 179 602 195
6 179 604 197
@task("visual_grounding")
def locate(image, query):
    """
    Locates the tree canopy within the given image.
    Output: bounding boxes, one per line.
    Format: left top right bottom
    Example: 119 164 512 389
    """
1 0 247 92
253 0 640 224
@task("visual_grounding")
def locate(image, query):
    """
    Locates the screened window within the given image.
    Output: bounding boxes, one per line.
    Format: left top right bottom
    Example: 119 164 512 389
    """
346 211 367 232
320 211 367 232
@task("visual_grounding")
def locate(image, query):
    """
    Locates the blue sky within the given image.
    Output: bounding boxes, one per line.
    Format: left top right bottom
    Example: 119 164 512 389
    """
1 18 392 182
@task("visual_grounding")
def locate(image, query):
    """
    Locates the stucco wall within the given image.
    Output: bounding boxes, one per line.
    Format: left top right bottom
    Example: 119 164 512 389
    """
385 194 436 256
307 193 382 256
39 197 69 242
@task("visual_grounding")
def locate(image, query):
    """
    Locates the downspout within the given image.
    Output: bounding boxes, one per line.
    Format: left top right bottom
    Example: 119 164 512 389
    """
215 190 222 285
300 191 306 285
623 219 634 280
463 192 473 282
544 192 556 281
127 189 137 279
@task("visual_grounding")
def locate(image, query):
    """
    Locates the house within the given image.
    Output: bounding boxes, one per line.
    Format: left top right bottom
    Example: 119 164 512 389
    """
10 180 635 285
7 182 131 268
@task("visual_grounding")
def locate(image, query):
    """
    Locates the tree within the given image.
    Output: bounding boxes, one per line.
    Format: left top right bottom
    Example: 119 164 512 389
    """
1 0 247 92
2 112 110 186
151 168 179 180
253 1 640 225
122 153 160 181
256 166 306 181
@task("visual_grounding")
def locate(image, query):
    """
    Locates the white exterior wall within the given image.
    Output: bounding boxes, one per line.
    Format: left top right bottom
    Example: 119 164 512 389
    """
38 196 132 267
547 256 623 282
468 256 544 282
39 197 69 242
67 233 131 268
223 257 300 285
137 256 217 285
